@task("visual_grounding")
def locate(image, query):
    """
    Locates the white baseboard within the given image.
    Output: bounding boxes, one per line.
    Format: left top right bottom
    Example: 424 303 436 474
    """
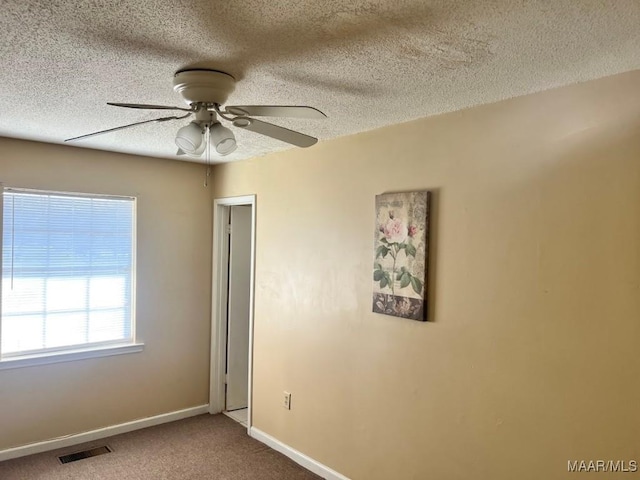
0 404 209 462
250 426 350 480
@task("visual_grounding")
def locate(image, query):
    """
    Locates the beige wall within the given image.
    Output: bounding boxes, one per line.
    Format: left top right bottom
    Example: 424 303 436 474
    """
212 70 640 480
0 139 212 450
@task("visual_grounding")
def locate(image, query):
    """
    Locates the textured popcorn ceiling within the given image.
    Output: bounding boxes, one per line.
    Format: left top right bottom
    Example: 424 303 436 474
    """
1 0 639 164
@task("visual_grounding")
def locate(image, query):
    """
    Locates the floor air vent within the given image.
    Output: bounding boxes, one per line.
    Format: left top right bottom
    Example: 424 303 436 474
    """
58 446 112 464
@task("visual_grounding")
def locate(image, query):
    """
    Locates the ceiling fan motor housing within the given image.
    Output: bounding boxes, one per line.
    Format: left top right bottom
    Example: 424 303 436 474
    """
173 69 236 106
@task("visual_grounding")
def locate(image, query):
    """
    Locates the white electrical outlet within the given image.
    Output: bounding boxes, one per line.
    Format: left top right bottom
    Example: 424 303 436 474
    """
283 391 292 410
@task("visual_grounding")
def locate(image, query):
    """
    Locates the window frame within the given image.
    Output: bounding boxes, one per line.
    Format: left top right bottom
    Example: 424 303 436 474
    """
0 186 143 369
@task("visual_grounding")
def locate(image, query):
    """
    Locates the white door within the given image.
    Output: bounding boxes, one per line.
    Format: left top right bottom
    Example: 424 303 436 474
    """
225 205 252 411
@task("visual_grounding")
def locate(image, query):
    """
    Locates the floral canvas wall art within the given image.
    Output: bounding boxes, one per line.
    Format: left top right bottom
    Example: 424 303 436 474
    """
372 191 430 321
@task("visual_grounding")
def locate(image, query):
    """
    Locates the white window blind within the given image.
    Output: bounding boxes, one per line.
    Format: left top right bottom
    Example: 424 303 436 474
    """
1 188 136 359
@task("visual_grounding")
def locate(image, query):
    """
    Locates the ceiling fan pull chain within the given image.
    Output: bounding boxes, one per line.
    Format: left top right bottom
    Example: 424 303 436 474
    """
204 124 211 188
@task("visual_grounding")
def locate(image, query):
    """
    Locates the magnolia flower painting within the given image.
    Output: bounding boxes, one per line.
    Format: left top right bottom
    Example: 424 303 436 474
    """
373 191 430 321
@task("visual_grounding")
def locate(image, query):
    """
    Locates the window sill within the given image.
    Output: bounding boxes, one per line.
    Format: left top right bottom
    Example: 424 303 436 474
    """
0 343 145 370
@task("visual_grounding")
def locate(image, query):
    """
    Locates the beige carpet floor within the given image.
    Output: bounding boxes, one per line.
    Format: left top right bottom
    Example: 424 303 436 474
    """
0 414 322 479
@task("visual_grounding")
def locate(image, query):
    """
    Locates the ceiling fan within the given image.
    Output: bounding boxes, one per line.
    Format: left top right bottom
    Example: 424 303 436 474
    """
65 68 327 158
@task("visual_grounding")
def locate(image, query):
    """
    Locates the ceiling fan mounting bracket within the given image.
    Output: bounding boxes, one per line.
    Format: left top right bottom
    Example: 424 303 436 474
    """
173 69 236 106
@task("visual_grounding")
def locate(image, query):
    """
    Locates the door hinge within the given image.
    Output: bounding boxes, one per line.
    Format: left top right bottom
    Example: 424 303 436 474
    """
226 223 231 235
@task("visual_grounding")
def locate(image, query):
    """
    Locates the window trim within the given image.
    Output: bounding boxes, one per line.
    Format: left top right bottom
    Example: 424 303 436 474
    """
0 186 139 364
0 342 145 370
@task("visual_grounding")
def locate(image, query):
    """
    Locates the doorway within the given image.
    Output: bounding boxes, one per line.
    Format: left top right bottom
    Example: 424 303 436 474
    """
210 195 256 433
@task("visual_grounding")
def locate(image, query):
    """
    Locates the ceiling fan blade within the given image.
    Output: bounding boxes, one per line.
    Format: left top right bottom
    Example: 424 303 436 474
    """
233 118 318 147
65 113 191 142
226 105 326 119
108 102 192 112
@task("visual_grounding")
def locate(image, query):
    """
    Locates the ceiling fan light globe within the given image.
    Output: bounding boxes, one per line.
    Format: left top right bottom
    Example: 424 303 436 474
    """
178 141 206 158
210 123 237 155
216 138 237 156
175 122 203 153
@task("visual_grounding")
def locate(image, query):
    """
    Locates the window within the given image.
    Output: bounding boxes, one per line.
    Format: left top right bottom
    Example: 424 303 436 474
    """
0 188 140 366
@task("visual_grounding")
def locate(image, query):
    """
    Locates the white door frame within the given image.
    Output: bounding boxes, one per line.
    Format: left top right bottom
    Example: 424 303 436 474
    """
210 194 256 433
